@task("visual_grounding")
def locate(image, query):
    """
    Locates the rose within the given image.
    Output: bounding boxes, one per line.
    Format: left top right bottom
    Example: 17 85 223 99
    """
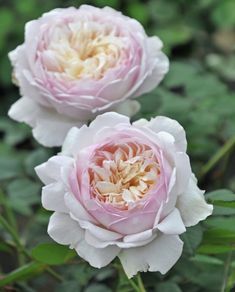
35 112 212 278
8 5 169 147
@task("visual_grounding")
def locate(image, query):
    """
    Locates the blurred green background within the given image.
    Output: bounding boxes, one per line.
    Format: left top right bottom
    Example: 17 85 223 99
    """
0 0 235 291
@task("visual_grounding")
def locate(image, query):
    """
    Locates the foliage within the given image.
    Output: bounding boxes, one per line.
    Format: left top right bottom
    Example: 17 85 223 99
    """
0 0 235 291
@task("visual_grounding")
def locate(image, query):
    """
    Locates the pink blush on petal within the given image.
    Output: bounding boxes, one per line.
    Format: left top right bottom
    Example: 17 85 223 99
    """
69 136 171 235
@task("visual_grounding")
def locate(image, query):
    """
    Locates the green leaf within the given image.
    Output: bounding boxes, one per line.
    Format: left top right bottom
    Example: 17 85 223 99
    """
190 254 224 266
157 282 182 292
175 257 223 289
206 189 235 201
181 225 203 255
203 229 235 244
0 117 30 145
164 62 199 88
0 242 12 253
127 2 149 25
206 190 235 215
211 0 235 28
31 243 76 265
56 281 81 292
185 74 227 99
0 156 23 180
24 148 51 178
204 217 235 232
94 0 119 9
198 244 235 254
84 284 112 292
157 24 193 49
212 200 235 208
206 189 235 208
0 262 46 287
0 8 14 48
206 54 235 81
7 178 41 216
148 0 178 24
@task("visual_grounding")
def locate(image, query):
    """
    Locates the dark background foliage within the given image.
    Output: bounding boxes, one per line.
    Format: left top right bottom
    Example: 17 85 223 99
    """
0 0 235 291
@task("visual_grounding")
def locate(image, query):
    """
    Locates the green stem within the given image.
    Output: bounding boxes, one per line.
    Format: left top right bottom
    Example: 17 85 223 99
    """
0 211 63 283
199 135 235 180
0 215 23 253
0 189 24 265
0 190 17 234
220 252 232 292
136 273 146 292
128 278 140 292
45 267 64 282
115 261 139 292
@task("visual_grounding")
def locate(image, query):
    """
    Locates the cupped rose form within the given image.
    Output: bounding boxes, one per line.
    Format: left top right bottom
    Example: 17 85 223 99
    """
8 5 169 147
35 112 213 278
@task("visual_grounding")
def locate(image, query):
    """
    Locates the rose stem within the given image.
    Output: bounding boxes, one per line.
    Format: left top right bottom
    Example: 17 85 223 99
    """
199 135 235 180
136 273 146 292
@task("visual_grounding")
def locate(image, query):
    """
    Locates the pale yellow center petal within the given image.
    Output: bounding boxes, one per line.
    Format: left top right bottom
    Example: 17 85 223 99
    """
89 142 160 210
43 21 126 80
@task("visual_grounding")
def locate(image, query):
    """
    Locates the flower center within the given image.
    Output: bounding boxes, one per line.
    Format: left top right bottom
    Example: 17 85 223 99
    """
41 20 126 80
89 142 160 209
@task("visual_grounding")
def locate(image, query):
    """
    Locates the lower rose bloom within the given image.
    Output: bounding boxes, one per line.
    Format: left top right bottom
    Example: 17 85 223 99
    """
35 113 213 278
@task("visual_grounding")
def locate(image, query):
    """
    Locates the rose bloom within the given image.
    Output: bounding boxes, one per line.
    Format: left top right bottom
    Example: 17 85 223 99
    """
8 5 168 147
35 112 213 278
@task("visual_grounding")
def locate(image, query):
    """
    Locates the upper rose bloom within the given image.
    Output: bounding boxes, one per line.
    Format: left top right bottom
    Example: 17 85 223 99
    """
8 5 169 147
35 112 213 278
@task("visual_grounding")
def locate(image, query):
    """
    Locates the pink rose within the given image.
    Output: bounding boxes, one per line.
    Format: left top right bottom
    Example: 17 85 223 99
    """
8 5 168 147
35 112 213 278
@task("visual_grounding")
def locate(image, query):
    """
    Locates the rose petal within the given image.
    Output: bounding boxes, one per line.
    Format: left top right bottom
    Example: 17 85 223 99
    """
41 182 67 212
177 174 213 227
113 100 140 117
75 240 120 268
8 97 39 127
79 220 122 242
32 107 84 147
156 208 186 234
119 234 183 278
35 156 73 185
48 212 84 247
135 116 187 152
64 192 98 224
133 37 169 97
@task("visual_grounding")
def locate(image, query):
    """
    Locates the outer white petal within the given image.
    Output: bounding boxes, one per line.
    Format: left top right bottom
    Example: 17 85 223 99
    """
41 182 67 212
62 126 89 157
35 156 74 185
48 212 84 247
119 234 183 278
156 208 186 235
89 112 130 131
123 229 153 243
8 97 39 127
8 97 84 147
133 118 148 127
75 240 120 268
85 229 156 249
62 112 130 157
8 46 19 67
161 153 191 217
113 100 140 117
79 220 122 242
177 174 213 227
174 152 191 194
137 116 187 152
133 37 169 97
32 107 84 147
